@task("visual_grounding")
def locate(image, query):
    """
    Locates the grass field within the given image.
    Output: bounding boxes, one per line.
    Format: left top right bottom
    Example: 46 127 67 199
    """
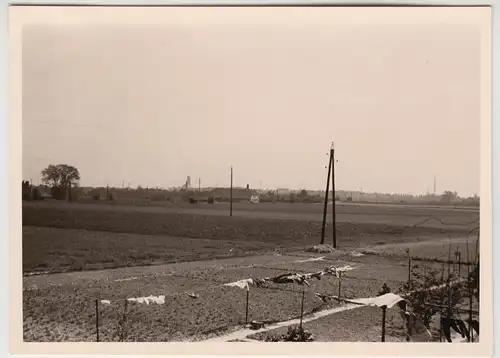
22 201 477 274
24 201 479 229
22 201 480 342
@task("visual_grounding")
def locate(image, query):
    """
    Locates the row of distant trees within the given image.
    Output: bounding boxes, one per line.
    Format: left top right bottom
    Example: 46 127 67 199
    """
25 164 479 207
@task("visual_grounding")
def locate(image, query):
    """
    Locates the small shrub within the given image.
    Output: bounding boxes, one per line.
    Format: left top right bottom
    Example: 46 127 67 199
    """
378 283 391 296
305 244 335 253
265 325 314 342
93 194 100 201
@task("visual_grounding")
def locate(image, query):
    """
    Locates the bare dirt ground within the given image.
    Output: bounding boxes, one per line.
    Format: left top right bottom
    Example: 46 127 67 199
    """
22 201 479 342
23 201 479 229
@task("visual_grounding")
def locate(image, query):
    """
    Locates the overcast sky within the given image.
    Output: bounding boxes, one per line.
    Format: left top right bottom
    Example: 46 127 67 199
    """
22 8 482 196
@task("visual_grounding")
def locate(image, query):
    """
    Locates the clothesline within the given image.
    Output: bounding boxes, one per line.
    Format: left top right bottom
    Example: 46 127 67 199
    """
224 264 356 291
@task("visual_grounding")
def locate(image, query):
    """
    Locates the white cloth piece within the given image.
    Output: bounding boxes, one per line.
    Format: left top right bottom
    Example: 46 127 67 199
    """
225 278 253 291
323 265 356 278
100 300 111 305
349 293 405 308
127 295 166 305
296 256 325 263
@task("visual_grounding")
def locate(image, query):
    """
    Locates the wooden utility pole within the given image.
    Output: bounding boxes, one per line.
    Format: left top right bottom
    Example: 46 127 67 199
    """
337 271 342 300
230 166 233 217
381 305 387 342
245 289 250 325
439 262 445 342
446 242 452 342
299 290 305 329
321 148 333 245
95 299 99 342
407 248 412 291
466 239 474 342
331 146 337 248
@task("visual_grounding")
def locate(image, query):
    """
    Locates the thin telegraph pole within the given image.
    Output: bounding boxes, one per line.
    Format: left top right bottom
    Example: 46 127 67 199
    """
381 306 387 342
338 272 342 301
245 289 250 325
320 148 333 245
475 231 480 264
439 262 445 342
230 166 233 217
331 145 337 249
466 239 472 342
447 242 452 342
299 290 305 329
407 248 412 291
95 299 100 342
466 240 474 342
405 248 412 342
457 250 461 280
447 242 452 280
120 299 128 342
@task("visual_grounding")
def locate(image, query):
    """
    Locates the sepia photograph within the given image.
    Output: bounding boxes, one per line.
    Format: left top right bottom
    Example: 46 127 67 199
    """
8 4 493 355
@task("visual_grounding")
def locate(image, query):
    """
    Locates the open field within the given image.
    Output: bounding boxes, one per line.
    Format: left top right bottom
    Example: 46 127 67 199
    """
22 201 480 342
22 201 478 274
24 201 479 230
22 227 281 274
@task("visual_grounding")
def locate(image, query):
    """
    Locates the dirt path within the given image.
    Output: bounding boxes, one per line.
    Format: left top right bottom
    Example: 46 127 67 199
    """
201 279 469 342
201 303 363 342
364 237 473 251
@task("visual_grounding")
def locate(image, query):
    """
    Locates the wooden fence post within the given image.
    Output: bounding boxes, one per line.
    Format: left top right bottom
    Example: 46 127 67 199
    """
381 306 387 342
95 299 100 342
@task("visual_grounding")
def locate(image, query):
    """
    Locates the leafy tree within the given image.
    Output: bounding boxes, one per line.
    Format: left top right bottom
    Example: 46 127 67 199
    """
41 164 81 200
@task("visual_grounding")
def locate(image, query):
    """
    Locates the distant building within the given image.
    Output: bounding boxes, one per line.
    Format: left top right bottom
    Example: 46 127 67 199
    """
276 188 290 196
250 195 260 204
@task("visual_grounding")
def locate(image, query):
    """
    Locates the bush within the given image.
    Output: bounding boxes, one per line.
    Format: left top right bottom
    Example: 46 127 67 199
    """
400 265 465 328
305 244 336 253
265 325 314 342
378 283 391 296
